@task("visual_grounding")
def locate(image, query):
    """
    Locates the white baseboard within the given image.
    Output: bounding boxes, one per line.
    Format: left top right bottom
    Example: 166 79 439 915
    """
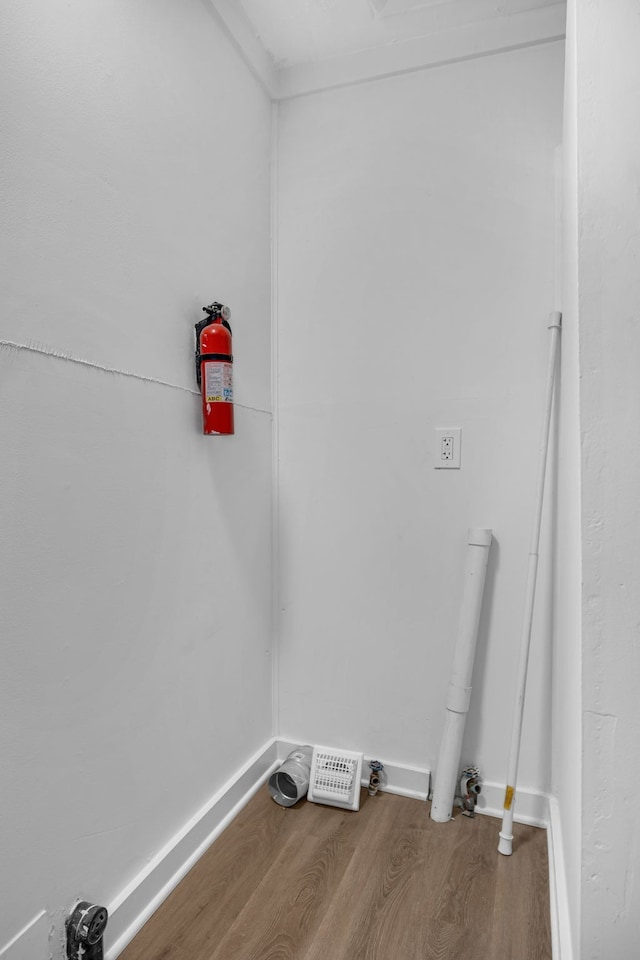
278 739 550 825
105 738 280 960
547 796 574 960
364 756 431 801
473 779 550 829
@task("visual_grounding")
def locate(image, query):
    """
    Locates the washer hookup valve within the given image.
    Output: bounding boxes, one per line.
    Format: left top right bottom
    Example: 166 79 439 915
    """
368 760 384 797
460 765 482 817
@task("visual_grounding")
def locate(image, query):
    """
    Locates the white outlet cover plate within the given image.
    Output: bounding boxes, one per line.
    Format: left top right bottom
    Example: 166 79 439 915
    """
435 427 461 469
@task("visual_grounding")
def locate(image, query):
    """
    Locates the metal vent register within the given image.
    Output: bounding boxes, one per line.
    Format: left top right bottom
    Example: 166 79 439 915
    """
307 745 364 811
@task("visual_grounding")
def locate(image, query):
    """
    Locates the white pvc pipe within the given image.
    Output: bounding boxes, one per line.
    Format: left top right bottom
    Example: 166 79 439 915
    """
430 528 493 822
498 311 562 855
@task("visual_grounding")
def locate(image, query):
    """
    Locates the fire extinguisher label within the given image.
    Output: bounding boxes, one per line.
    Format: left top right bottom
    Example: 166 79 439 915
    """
204 361 233 403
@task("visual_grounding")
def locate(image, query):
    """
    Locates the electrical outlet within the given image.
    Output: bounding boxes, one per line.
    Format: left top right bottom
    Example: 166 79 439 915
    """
435 427 461 469
441 436 454 460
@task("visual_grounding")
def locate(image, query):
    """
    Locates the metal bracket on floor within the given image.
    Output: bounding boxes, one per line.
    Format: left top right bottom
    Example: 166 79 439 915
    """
66 901 108 960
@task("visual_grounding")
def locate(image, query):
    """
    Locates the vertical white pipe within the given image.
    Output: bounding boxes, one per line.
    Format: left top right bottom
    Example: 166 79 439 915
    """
431 528 492 822
498 311 562 855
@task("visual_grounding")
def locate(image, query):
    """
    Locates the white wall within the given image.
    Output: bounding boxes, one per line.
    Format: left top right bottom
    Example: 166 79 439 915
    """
573 1 640 956
276 43 564 792
0 0 272 955
550 2 582 955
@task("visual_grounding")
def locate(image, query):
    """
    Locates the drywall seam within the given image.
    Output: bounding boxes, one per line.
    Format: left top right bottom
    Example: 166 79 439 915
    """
270 99 281 737
105 738 280 960
0 339 270 414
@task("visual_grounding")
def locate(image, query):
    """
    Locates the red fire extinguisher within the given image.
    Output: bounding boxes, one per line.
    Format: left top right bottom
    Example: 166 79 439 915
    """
195 302 234 435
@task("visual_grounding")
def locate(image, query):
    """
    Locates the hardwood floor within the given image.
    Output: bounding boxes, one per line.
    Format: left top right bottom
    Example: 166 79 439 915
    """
118 788 551 960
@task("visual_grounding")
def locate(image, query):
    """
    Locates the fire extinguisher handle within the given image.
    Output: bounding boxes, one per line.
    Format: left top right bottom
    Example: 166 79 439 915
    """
202 301 231 322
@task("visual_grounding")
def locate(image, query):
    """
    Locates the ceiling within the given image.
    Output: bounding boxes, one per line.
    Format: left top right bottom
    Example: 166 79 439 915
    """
236 0 563 68
210 0 566 99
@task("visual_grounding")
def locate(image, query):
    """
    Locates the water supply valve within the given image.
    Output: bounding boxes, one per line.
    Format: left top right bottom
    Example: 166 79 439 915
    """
368 760 384 797
460 765 482 817
66 901 108 960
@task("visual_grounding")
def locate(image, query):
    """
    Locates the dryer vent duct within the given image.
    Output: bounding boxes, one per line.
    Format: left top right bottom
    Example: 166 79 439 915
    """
307 745 364 811
268 746 313 807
